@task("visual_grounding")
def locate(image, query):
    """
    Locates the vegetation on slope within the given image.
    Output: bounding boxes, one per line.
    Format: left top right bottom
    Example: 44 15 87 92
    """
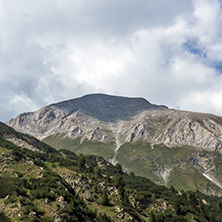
1 122 222 221
116 142 222 195
43 133 222 196
43 135 115 159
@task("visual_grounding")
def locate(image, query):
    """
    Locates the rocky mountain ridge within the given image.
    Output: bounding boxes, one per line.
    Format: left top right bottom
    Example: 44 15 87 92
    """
7 94 222 153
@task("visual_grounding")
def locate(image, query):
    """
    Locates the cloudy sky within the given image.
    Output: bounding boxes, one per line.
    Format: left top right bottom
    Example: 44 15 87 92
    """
1 0 222 121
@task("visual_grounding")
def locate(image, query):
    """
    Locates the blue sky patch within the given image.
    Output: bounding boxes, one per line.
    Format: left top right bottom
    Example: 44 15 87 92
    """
211 60 222 73
183 39 206 58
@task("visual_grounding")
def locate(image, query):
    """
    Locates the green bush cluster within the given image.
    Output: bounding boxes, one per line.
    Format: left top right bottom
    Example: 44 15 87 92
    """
0 177 20 198
96 213 112 222
0 212 11 222
124 173 222 221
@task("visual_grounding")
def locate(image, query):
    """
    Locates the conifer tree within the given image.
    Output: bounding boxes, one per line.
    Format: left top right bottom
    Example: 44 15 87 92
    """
94 166 101 179
78 154 86 170
101 189 109 206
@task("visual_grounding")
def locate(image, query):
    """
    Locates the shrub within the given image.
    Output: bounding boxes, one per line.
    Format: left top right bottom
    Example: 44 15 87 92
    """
78 154 86 170
97 213 112 222
0 212 11 222
100 190 109 206
12 148 24 161
0 177 19 198
4 193 17 204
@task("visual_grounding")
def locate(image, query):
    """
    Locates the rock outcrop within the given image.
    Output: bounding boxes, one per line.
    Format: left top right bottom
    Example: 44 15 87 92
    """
7 94 222 154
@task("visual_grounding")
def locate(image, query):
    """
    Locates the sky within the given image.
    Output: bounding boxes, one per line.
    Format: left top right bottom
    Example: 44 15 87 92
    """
1 0 222 121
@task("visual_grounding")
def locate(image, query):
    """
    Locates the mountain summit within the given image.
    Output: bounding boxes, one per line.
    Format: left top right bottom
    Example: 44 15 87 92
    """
44 93 168 122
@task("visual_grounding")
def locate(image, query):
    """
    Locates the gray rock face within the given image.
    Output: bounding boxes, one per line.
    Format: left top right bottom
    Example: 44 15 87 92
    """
6 94 167 140
155 113 222 152
6 94 222 153
50 93 167 122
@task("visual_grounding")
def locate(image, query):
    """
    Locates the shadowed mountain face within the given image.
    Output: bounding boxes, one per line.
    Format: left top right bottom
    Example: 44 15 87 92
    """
50 94 168 122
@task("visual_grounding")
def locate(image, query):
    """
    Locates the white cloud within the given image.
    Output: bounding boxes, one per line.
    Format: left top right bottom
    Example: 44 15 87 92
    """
0 0 222 121
178 89 222 115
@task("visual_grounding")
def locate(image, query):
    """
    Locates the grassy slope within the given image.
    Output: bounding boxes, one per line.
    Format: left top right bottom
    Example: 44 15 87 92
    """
43 133 222 195
43 135 115 160
1 129 222 221
116 142 222 195
0 147 97 221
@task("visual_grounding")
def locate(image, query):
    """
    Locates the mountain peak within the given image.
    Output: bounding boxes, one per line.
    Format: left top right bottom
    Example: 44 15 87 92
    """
50 93 168 122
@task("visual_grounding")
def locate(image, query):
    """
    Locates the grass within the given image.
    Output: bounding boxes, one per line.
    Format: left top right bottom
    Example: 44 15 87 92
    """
43 135 116 160
44 134 222 195
75 140 115 160
43 134 82 152
116 142 192 183
87 201 118 221
34 133 222 195
0 146 11 154
0 122 16 134
167 164 222 194
42 133 222 194
116 141 222 194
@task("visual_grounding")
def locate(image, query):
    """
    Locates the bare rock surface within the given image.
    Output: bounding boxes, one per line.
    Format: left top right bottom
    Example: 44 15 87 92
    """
7 94 222 154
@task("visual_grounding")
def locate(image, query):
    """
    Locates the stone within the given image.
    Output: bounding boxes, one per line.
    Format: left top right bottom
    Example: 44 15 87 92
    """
28 211 37 217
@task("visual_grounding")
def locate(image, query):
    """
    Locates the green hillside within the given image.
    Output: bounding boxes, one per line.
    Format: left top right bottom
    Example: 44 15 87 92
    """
1 122 222 221
43 134 222 196
116 142 222 195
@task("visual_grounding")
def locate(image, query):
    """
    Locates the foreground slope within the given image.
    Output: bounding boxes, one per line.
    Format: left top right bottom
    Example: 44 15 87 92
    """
1 122 222 222
7 94 222 194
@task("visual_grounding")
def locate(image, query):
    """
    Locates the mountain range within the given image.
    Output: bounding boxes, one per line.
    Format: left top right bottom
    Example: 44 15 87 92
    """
7 94 222 195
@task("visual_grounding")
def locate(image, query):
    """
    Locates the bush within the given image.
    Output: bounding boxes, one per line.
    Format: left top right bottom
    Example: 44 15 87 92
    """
23 204 44 217
20 197 32 206
30 188 56 201
17 187 27 196
100 190 109 206
0 177 19 198
12 148 24 161
97 213 112 222
94 166 101 179
78 154 86 170
13 170 23 178
4 193 17 204
0 212 11 222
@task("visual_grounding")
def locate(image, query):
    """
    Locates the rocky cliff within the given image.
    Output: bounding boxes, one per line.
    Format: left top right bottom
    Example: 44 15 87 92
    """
7 94 222 153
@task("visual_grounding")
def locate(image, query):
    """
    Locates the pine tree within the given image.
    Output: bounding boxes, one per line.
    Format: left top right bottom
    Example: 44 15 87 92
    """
94 166 101 179
78 154 86 170
92 183 98 194
114 174 125 198
101 189 109 206
116 163 123 174
105 171 110 184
